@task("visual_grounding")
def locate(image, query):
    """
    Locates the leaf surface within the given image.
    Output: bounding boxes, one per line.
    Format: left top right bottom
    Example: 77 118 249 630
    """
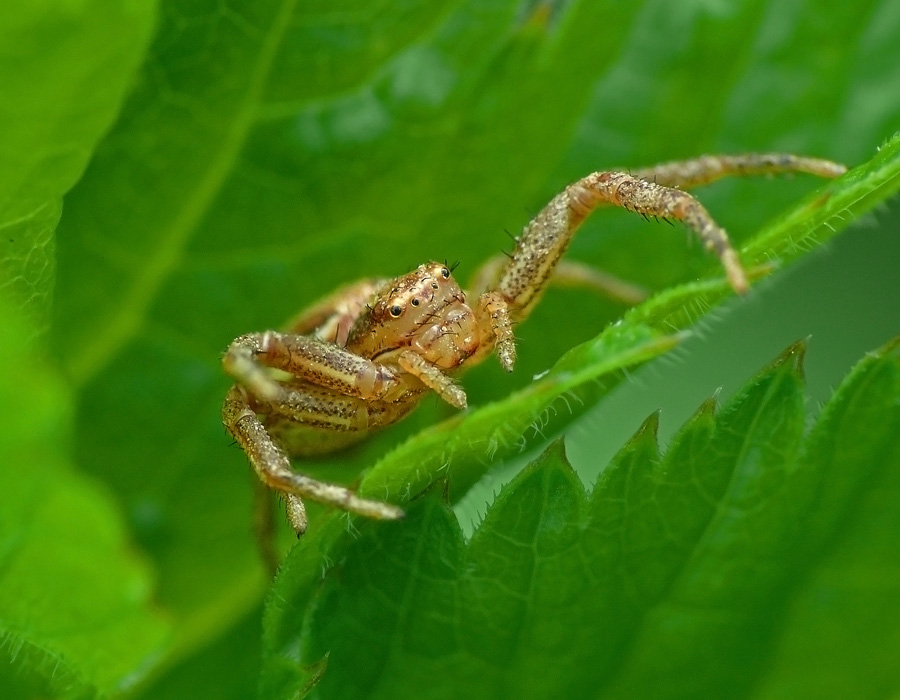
6 0 894 688
0 0 155 334
282 340 900 700
0 295 168 699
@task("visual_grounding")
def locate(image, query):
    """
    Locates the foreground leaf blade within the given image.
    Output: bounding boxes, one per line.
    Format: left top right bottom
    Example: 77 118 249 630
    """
752 341 900 700
600 343 807 698
268 340 900 700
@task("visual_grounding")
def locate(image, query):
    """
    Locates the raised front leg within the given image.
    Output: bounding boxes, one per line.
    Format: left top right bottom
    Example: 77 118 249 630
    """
283 277 385 343
479 153 845 370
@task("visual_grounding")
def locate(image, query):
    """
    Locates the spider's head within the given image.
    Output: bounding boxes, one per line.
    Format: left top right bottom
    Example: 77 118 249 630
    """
364 262 479 369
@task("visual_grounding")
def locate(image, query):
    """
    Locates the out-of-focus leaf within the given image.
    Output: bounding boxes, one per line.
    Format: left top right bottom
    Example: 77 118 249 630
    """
133 607 262 700
751 339 900 700
0 0 156 334
0 294 169 699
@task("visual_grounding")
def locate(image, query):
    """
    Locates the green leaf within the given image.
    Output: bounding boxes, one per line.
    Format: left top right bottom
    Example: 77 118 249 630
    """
261 140 900 696
752 339 900 699
280 340 900 700
16 0 897 690
131 607 263 700
0 294 169 699
0 0 156 335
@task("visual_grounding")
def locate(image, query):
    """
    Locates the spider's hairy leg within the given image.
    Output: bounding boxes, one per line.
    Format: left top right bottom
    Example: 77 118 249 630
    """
285 494 307 540
223 386 404 536
548 260 649 304
631 153 846 189
283 277 385 336
473 175 710 373
478 153 844 371
477 291 517 372
398 350 468 408
223 331 400 402
492 171 750 309
470 255 648 305
568 172 751 293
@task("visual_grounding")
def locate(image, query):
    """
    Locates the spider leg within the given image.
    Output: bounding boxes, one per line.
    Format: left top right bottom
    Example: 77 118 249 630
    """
477 153 845 370
223 331 399 402
398 350 467 408
470 255 648 305
283 277 386 341
630 153 845 189
223 385 404 537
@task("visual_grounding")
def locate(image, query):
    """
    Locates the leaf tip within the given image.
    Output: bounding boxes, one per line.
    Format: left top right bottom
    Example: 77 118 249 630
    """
696 394 719 420
773 338 808 377
542 436 570 464
873 335 900 358
636 409 661 440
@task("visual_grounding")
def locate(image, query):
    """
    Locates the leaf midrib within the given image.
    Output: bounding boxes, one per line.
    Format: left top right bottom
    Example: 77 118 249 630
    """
66 0 299 388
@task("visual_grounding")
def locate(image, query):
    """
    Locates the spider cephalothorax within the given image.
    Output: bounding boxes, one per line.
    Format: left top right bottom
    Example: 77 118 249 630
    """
348 262 481 373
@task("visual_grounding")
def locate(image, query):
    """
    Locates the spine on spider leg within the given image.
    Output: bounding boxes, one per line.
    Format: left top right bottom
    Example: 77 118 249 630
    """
477 188 598 373
494 189 589 317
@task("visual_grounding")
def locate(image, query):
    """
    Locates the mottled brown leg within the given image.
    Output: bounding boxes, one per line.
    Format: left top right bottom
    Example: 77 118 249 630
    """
470 255 647 305
223 331 399 402
398 350 467 408
631 153 846 188
496 171 748 307
283 278 385 342
550 260 648 304
475 291 517 372
284 494 307 538
579 172 750 292
223 386 404 537
263 384 370 432
498 154 845 308
483 153 844 371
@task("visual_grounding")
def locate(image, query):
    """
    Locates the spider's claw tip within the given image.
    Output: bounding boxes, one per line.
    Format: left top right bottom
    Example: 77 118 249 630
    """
499 357 515 373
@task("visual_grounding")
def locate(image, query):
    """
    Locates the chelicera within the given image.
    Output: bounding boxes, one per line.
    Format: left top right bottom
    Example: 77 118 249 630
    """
222 153 845 548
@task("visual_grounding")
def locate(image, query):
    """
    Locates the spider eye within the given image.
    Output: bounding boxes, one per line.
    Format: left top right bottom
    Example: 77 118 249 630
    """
431 282 439 290
389 305 402 317
441 267 450 278
411 298 420 307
